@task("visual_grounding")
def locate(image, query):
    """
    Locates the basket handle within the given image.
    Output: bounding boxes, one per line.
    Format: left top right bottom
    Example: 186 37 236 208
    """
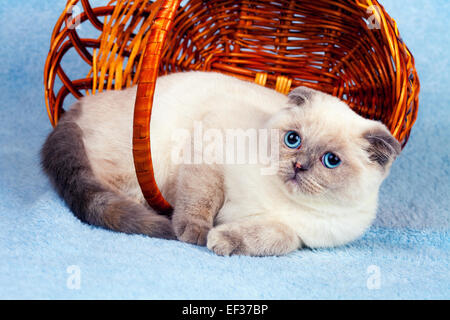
133 0 181 213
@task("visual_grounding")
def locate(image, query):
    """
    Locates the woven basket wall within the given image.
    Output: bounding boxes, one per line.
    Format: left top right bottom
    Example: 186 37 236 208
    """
44 0 420 212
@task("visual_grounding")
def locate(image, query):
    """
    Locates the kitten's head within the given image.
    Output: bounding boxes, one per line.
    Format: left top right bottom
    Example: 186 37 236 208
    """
267 86 401 205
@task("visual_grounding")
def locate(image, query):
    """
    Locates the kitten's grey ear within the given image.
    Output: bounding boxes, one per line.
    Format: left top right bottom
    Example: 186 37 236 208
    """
364 124 401 167
288 86 318 106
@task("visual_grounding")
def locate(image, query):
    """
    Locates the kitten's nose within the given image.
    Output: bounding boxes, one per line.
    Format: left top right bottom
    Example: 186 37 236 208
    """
293 162 308 173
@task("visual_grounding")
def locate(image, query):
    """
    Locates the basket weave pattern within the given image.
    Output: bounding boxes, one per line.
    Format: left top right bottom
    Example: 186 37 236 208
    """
44 0 420 212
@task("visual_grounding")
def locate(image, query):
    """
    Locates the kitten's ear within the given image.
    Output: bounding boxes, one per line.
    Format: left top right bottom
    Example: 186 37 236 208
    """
364 124 401 167
288 86 318 106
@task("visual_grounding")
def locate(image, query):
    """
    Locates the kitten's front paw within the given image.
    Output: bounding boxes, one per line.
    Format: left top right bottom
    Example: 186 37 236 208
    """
173 217 210 246
207 228 244 256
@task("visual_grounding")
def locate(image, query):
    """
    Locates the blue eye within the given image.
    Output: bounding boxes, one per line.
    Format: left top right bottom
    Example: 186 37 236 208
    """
284 131 301 149
322 152 341 168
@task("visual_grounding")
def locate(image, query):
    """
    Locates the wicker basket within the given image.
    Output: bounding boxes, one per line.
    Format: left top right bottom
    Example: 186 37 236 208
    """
44 0 420 213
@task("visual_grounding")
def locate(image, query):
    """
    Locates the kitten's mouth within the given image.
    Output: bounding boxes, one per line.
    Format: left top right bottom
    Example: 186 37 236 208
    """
284 176 304 196
284 173 323 196
288 173 298 183
285 173 301 188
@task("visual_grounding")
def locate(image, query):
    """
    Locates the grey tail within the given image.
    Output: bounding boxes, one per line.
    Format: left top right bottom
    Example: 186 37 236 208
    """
40 107 175 240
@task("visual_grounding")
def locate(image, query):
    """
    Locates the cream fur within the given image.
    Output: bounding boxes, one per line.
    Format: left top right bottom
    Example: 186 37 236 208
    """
74 71 395 252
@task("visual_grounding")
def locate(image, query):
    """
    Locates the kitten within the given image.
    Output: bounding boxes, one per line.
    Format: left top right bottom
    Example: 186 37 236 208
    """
41 71 401 256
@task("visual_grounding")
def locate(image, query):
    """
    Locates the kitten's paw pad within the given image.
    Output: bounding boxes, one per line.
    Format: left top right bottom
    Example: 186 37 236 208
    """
207 228 244 256
174 219 210 246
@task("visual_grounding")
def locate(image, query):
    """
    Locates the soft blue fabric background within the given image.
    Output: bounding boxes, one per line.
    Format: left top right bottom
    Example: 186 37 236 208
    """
0 0 448 299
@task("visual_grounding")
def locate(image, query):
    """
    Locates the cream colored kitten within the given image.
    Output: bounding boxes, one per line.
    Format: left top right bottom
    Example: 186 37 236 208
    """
41 71 400 256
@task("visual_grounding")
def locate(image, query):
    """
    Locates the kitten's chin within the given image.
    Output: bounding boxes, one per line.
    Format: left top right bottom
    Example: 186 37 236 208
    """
285 178 302 194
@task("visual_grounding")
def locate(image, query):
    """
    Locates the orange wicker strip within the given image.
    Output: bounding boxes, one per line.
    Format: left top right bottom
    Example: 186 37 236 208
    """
133 0 181 213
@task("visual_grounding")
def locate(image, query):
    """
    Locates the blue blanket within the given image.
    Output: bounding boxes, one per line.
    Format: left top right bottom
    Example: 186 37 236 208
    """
0 0 448 299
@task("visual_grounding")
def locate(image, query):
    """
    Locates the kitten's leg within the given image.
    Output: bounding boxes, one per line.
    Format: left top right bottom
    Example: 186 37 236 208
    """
207 218 302 256
172 164 224 246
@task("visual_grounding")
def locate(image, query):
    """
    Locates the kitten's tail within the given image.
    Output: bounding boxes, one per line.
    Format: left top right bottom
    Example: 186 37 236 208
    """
40 108 175 239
